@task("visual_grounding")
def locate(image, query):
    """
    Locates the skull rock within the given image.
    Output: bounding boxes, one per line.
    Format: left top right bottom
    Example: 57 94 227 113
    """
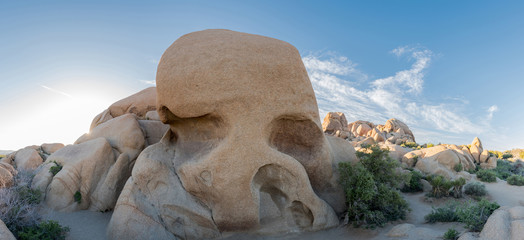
108 29 343 239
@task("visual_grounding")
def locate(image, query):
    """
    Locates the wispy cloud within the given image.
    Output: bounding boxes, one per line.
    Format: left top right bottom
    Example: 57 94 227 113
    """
303 46 491 143
40 85 73 98
140 80 156 85
487 105 498 120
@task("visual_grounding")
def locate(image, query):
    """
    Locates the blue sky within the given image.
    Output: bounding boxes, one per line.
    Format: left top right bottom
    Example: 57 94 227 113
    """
1 1 523 151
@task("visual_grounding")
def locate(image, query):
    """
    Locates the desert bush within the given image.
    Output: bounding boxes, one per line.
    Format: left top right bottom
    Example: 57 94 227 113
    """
520 151 524 159
456 199 499 231
16 186 42 205
426 175 452 198
425 199 499 232
450 178 466 198
338 145 410 228
425 202 459 223
502 153 513 159
464 182 487 196
454 162 463 172
49 162 62 176
443 228 460 240
489 150 503 159
507 175 524 186
476 169 497 182
74 191 82 204
0 188 40 236
401 170 423 193
401 141 418 149
17 220 70 240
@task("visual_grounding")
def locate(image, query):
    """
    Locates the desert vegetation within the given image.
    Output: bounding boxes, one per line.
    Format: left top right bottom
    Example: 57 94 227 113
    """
0 170 70 239
338 144 410 228
425 199 499 232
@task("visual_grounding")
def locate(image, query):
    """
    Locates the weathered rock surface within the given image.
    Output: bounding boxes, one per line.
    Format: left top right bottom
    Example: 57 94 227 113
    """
0 219 16 240
459 206 524 240
322 112 349 137
41 143 65 155
109 29 345 239
402 144 476 179
13 147 43 170
33 114 150 212
0 162 17 188
90 87 157 130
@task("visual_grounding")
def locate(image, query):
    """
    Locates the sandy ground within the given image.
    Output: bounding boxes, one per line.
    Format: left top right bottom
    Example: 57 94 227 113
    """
38 179 523 240
40 208 112 240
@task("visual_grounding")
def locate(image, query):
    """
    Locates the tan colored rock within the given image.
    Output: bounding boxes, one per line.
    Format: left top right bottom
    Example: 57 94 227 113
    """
472 137 483 149
138 120 169 146
109 29 341 239
90 87 157 130
34 114 146 212
41 143 65 155
383 118 415 142
14 147 43 170
0 162 17 188
378 142 412 161
145 110 160 121
0 219 16 240
402 145 475 179
480 150 490 163
481 156 498 170
469 137 484 164
322 112 348 135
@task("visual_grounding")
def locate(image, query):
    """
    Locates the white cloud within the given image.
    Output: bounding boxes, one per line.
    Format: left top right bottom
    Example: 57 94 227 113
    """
303 46 490 143
140 80 156 85
487 105 498 120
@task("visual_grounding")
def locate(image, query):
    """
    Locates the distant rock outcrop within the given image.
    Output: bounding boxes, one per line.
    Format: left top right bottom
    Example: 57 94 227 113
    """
321 113 415 146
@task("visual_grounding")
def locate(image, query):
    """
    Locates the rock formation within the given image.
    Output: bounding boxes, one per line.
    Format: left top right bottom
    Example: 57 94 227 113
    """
402 144 476 179
0 162 17 188
0 219 16 240
31 92 169 211
322 114 415 146
90 87 157 130
108 29 356 239
459 206 524 240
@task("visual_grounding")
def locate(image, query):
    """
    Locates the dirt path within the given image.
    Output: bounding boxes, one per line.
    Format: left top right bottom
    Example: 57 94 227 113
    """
40 208 112 240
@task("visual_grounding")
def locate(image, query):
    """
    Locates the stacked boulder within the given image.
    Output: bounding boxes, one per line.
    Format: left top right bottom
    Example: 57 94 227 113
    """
0 143 64 188
321 112 415 147
30 87 169 212
401 137 497 179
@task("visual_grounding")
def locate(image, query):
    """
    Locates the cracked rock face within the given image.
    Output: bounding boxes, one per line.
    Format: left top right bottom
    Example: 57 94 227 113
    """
107 29 349 239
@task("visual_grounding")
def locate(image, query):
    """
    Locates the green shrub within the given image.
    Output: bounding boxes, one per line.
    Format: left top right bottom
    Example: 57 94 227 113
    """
401 170 423 193
476 169 497 182
520 152 524 159
507 175 524 186
49 162 62 176
401 141 418 149
456 199 499 231
443 228 460 240
426 175 452 198
464 182 487 196
17 220 70 240
16 186 42 205
502 153 513 159
489 150 503 159
450 178 466 198
74 191 82 204
427 143 435 148
425 203 459 223
338 145 410 228
454 162 463 172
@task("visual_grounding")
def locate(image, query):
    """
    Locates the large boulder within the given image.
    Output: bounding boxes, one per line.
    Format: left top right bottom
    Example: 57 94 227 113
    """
0 219 16 240
381 118 415 142
33 114 148 212
469 137 483 163
90 87 157 130
402 145 476 179
459 206 524 240
0 162 17 188
322 112 350 138
13 147 43 170
108 29 343 239
41 143 65 155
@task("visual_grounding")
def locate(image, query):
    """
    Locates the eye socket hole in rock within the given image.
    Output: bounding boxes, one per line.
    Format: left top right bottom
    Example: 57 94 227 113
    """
254 164 314 233
268 117 323 166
